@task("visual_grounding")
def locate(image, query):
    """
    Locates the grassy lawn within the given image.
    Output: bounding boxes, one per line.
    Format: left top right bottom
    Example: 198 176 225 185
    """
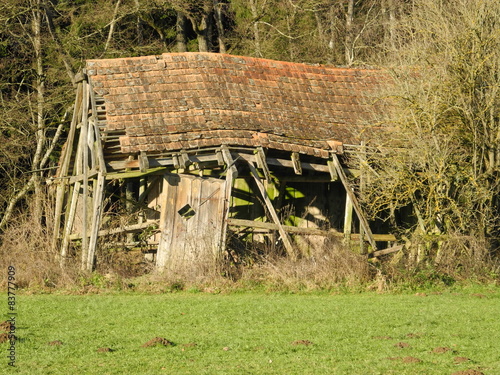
3 288 499 374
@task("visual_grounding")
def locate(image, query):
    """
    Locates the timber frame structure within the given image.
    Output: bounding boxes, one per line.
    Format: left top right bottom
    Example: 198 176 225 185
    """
52 52 397 272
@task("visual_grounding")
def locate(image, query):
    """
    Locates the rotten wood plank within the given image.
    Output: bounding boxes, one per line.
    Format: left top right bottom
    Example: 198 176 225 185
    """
291 152 302 175
70 220 160 240
227 218 396 242
85 172 106 271
371 244 403 257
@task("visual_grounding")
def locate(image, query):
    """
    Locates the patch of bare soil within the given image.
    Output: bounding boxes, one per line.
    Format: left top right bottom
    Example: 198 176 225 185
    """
402 356 422 363
97 347 114 352
0 333 9 343
415 292 427 297
432 347 452 354
141 337 175 348
394 342 411 348
471 293 487 299
451 370 484 375
406 333 424 338
0 321 12 332
291 340 314 346
386 356 421 363
48 340 63 346
454 357 471 364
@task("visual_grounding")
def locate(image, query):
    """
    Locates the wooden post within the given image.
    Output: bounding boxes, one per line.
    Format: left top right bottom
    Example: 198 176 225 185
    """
255 147 271 181
247 161 296 259
60 181 81 267
52 82 83 253
291 152 302 175
85 172 106 271
81 81 90 270
344 194 353 245
220 146 237 253
359 141 367 254
331 153 378 252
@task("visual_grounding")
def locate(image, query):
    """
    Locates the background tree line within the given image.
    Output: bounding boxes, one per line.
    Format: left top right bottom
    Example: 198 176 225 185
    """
0 0 498 272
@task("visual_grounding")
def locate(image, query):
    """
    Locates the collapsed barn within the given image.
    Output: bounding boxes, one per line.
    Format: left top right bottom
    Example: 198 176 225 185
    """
52 52 398 272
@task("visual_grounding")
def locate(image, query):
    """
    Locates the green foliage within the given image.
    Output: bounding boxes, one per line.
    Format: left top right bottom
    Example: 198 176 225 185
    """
364 0 500 267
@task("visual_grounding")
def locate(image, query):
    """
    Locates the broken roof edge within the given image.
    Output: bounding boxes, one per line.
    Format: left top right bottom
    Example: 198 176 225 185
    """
86 52 384 75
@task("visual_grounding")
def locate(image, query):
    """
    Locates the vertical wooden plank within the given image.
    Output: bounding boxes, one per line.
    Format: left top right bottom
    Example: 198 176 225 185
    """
138 177 146 224
60 87 86 267
331 154 377 251
81 80 90 270
343 194 353 244
220 146 237 255
156 175 179 269
85 172 106 271
52 82 83 251
60 181 81 267
247 162 296 259
88 78 107 173
358 141 367 254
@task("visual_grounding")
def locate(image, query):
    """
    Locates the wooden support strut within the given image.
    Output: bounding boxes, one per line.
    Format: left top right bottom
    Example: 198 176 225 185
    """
255 147 271 181
139 151 149 173
247 161 297 259
291 152 302 175
220 145 237 253
331 153 378 252
52 82 83 253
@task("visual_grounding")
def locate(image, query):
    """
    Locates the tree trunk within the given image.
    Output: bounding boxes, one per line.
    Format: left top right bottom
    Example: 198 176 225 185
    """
32 0 45 222
249 0 262 56
176 12 188 52
214 1 226 53
345 0 354 65
104 0 122 54
196 14 210 52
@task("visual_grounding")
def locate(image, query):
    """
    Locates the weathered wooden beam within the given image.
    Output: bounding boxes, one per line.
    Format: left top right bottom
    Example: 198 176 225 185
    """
70 220 160 240
371 244 403 257
85 172 106 271
227 218 396 242
255 147 271 181
60 181 81 267
221 145 238 178
105 167 166 180
331 153 378 251
139 151 149 173
220 146 236 253
81 81 90 270
291 152 302 175
216 149 225 166
180 151 191 169
327 160 338 181
247 161 296 259
228 218 342 236
344 194 353 243
52 83 83 251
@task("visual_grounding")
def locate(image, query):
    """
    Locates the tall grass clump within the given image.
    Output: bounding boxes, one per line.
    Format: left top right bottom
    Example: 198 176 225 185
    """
0 208 79 290
237 237 373 292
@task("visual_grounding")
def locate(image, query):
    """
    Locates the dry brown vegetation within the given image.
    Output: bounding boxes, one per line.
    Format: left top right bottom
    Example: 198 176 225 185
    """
2 212 496 294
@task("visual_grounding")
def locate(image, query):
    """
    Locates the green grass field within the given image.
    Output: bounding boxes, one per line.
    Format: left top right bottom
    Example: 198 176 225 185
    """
3 288 499 374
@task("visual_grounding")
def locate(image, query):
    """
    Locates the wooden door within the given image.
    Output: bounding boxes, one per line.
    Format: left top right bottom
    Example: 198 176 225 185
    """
156 174 228 271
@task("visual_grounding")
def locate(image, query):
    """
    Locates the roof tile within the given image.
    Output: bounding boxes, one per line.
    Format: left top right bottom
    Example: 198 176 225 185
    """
86 52 387 157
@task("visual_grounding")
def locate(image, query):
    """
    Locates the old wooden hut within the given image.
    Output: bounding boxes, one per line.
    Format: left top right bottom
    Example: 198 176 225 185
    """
52 52 396 272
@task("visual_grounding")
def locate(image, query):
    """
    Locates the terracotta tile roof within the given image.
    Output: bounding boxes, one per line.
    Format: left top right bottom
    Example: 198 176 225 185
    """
86 53 386 158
